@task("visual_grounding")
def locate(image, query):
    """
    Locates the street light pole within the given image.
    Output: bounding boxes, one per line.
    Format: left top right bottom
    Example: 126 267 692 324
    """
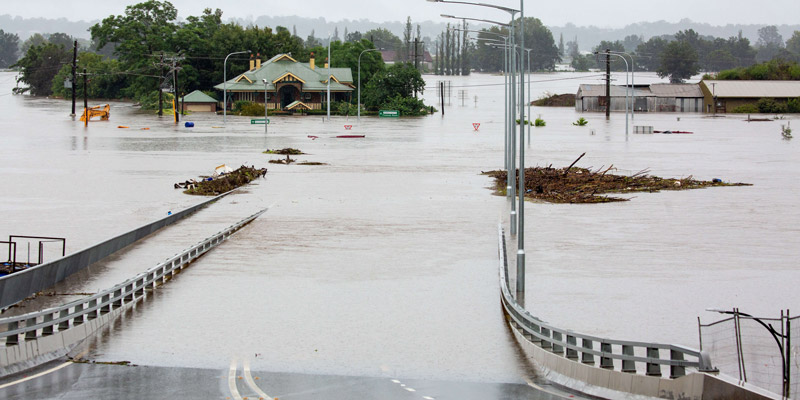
516 0 526 299
358 48 381 122
327 35 332 122
224 50 250 124
610 51 635 119
262 79 269 134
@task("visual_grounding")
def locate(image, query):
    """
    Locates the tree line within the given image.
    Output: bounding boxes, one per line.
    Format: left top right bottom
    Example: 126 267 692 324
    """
8 0 430 115
567 26 800 82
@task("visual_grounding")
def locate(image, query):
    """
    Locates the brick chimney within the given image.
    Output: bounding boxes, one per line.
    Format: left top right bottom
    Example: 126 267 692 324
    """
249 54 255 71
309 52 315 70
324 57 329 69
256 53 261 69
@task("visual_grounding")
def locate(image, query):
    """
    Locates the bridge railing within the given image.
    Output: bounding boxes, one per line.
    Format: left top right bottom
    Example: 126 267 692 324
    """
0 208 266 348
497 225 715 378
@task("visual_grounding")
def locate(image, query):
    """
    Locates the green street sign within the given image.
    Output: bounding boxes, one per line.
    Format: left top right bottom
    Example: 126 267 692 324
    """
250 118 270 124
379 110 400 118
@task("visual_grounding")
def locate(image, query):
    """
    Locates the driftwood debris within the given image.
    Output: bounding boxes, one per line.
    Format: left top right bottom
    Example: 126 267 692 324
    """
181 165 267 196
484 156 751 204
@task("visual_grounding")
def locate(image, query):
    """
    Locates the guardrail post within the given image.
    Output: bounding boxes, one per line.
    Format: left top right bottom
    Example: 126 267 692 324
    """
24 317 38 341
646 347 662 376
124 284 133 302
581 339 595 365
73 305 84 326
670 349 686 378
113 289 122 308
87 299 97 320
622 345 636 373
146 272 155 289
552 331 564 355
600 342 614 369
540 327 552 350
42 313 54 336
6 321 19 345
100 294 110 315
135 278 144 297
566 335 579 361
58 309 70 331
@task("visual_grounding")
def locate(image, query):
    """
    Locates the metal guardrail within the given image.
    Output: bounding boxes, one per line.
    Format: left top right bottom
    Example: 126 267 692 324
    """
497 225 715 378
0 191 233 310
0 208 267 347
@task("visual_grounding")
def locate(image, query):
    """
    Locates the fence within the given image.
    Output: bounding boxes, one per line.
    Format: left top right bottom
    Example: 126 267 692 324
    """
0 208 267 373
700 312 798 398
0 191 232 310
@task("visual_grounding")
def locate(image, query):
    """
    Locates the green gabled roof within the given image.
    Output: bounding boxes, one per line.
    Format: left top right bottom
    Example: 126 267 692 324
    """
213 54 354 92
182 90 218 103
285 100 311 110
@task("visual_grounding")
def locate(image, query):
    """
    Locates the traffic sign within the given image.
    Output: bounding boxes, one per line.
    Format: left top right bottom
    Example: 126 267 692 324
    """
250 118 270 124
379 110 400 118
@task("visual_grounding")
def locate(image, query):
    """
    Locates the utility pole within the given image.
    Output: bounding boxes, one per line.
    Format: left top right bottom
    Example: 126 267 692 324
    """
173 62 179 124
83 68 88 127
158 54 164 117
605 49 611 118
71 40 77 117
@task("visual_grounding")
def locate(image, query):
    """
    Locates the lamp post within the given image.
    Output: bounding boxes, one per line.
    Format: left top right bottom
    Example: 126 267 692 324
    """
358 48 381 122
707 308 791 398
327 35 332 122
436 0 527 301
595 51 630 136
262 78 269 134
224 50 250 124
609 50 635 118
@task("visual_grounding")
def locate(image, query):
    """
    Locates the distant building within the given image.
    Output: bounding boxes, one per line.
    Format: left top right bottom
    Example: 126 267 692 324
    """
575 83 704 113
699 80 800 113
214 53 354 112
181 90 217 113
380 50 432 70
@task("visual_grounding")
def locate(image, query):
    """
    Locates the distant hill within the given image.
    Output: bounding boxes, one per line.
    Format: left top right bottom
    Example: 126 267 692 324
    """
0 14 95 40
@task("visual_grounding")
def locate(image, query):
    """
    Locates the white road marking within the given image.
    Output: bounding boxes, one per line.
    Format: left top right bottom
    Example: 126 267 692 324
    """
243 358 271 400
0 361 73 390
228 359 244 400
525 379 577 399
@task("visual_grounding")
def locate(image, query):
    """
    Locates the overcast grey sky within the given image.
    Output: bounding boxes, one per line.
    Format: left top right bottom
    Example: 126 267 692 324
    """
3 0 798 28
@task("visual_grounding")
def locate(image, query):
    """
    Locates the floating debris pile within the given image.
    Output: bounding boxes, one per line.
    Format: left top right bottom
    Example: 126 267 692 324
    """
484 154 751 204
177 165 267 196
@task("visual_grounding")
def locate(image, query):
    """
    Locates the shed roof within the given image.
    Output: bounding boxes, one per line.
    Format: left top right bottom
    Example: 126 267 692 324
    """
701 80 800 98
182 90 217 103
214 54 354 92
577 84 651 98
649 83 703 98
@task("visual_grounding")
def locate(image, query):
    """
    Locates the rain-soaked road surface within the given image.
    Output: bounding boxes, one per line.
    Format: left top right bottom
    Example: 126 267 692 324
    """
1 71 798 398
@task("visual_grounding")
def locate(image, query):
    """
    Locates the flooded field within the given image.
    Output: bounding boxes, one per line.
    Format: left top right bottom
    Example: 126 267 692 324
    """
1 70 798 384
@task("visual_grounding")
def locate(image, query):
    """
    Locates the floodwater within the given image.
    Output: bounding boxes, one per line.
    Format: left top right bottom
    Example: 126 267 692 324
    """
1 70 798 386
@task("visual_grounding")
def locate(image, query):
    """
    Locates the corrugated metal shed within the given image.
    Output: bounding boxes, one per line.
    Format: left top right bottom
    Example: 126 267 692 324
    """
650 83 703 98
577 84 651 97
701 80 800 98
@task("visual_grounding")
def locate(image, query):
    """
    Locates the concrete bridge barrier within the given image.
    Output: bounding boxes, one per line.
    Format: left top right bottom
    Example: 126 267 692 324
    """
497 225 780 400
0 208 266 376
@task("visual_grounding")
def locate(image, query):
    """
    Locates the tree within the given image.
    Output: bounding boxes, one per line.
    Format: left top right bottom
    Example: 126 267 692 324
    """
20 33 47 55
0 29 20 68
593 40 626 71
402 17 413 62
756 25 785 63
364 28 402 53
47 33 74 49
306 30 321 48
558 33 564 57
362 62 425 111
12 42 71 95
622 35 643 53
786 31 800 58
51 52 126 99
657 41 698 83
566 36 579 59
346 30 362 43
332 26 340 42
635 36 668 71
706 49 737 72
517 17 560 71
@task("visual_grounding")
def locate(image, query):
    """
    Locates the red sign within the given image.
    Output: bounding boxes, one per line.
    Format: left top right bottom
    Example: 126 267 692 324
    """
473 123 480 131
344 125 353 130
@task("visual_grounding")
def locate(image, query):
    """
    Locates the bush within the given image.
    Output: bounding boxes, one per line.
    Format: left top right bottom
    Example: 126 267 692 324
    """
573 117 589 126
787 98 800 113
380 95 430 116
731 104 760 113
757 98 787 113
238 102 266 116
534 118 546 127
232 100 251 112
138 91 175 111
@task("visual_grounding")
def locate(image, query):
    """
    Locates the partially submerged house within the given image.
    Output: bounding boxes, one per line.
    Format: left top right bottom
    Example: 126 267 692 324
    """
575 83 704 113
181 90 218 112
699 80 800 113
214 53 354 112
